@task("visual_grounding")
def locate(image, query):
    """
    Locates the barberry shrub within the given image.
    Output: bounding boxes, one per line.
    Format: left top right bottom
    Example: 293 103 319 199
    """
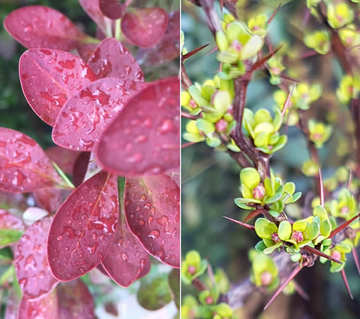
0 0 180 317
182 0 360 318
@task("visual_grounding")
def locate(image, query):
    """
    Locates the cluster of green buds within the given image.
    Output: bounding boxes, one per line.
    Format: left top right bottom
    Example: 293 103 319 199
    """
267 45 286 85
302 159 319 177
235 168 301 216
182 250 208 285
328 188 357 220
243 108 287 154
321 239 352 272
339 24 360 47
181 251 233 319
327 1 354 29
336 74 360 104
273 82 322 125
182 76 238 149
254 205 332 257
215 13 267 79
304 30 330 55
308 119 332 148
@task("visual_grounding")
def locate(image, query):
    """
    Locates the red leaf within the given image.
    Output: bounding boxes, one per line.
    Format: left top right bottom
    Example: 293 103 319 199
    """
58 280 95 319
47 171 118 281
3 6 86 50
72 152 91 187
137 11 180 66
99 0 128 19
4 289 20 319
15 217 59 300
95 77 180 176
18 291 58 319
33 187 70 213
0 209 24 231
52 78 146 151
0 128 63 193
19 49 97 126
77 43 99 63
125 175 180 268
101 222 151 287
79 0 108 34
87 38 144 81
45 146 80 175
121 8 169 48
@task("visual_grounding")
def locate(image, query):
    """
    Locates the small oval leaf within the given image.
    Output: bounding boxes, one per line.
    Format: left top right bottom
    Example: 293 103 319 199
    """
0 128 63 193
99 0 127 19
48 171 118 281
4 6 86 50
53 78 145 151
15 217 59 300
95 77 180 176
121 8 169 48
19 49 97 126
125 175 180 268
79 0 108 34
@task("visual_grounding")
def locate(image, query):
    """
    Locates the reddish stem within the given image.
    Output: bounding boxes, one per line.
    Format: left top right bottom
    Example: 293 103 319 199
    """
329 213 360 239
223 216 255 231
302 246 342 264
341 269 354 299
352 248 360 275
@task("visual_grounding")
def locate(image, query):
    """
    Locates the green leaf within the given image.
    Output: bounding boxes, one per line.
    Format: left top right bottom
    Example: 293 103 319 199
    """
255 240 267 252
196 119 215 134
240 167 260 190
168 269 180 309
265 185 283 204
0 229 23 247
255 218 277 239
278 221 292 240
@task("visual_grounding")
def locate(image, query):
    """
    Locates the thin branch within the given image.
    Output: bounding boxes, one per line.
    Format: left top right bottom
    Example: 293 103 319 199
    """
329 213 360 239
352 248 360 275
223 216 255 230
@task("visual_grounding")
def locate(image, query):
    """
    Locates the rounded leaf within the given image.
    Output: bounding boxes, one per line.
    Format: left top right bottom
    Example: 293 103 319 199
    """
15 217 59 300
278 220 292 240
79 0 108 33
101 223 151 287
121 8 168 48
87 38 144 81
95 77 180 176
18 291 58 319
0 128 63 193
255 218 277 239
99 0 128 19
125 175 180 267
3 6 86 50
53 78 145 151
48 171 118 281
19 49 97 126
240 167 260 190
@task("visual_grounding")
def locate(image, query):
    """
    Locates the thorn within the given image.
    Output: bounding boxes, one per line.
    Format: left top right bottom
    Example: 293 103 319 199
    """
181 111 198 120
352 248 360 275
341 269 354 299
278 74 300 83
302 246 342 264
183 43 209 60
281 86 295 117
293 280 309 301
182 142 198 149
223 216 255 230
207 261 216 287
244 209 265 222
329 213 360 239
267 5 281 25
264 263 305 310
318 168 324 207
250 46 282 73
347 169 353 190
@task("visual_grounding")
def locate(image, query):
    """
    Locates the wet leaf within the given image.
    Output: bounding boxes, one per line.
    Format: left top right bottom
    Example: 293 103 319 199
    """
79 0 108 34
125 175 180 268
77 43 99 63
0 128 63 193
19 48 97 126
99 0 128 19
48 171 118 281
137 11 180 66
18 290 58 319
137 273 172 310
4 6 86 50
101 222 151 287
87 38 144 81
53 78 145 151
45 147 80 175
33 188 70 213
0 209 24 232
168 269 180 309
72 152 91 187
58 279 95 319
121 8 168 48
95 77 180 176
14 217 59 300
5 289 21 319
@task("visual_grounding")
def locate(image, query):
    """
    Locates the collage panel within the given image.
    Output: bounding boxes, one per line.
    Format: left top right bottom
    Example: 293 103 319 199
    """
181 1 360 318
0 0 180 318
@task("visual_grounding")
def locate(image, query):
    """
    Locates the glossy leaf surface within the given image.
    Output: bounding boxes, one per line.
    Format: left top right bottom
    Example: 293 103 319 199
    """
95 77 180 176
0 128 63 193
125 175 180 268
121 8 168 48
101 223 151 287
4 6 86 50
99 0 127 19
18 291 58 319
137 11 180 66
58 280 95 319
15 217 58 300
48 171 118 281
19 49 97 126
72 152 91 187
0 209 24 231
33 188 70 213
87 38 144 81
79 0 107 33
53 78 145 151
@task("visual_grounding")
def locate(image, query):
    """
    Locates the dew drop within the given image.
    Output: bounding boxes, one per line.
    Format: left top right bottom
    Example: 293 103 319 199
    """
148 229 160 239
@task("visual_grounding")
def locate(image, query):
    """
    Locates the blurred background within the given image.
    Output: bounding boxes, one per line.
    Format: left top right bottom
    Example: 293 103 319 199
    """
181 1 360 318
0 0 178 318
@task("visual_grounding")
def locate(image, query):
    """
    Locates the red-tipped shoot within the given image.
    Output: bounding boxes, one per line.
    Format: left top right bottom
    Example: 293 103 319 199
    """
183 44 209 60
223 216 255 231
